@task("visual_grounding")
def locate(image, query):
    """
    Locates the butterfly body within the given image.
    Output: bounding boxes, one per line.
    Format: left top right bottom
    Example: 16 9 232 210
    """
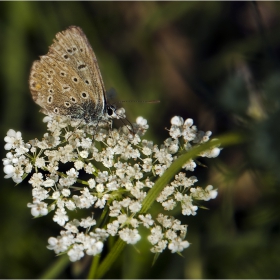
29 26 112 124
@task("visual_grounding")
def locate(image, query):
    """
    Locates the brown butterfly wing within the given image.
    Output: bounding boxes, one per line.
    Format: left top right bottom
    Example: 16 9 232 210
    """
29 26 106 123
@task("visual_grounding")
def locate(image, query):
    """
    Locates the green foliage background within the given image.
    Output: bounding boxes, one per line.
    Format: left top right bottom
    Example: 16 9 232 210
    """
1 1 280 278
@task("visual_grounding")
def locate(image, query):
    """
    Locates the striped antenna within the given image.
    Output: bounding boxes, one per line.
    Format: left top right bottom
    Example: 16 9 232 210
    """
118 100 160 104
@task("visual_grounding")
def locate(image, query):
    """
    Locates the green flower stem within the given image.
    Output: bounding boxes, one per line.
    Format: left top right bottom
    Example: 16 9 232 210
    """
95 238 126 279
87 254 101 279
39 254 69 279
95 132 244 278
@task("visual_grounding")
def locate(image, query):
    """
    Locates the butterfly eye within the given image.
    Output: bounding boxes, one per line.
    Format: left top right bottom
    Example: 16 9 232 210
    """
107 105 116 116
107 108 113 116
81 92 88 99
47 96 53 104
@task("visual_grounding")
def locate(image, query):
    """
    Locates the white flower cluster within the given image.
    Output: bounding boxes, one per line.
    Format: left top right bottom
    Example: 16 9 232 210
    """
3 114 219 262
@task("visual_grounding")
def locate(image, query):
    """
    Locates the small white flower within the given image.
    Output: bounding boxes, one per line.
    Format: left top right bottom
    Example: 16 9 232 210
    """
176 193 198 216
118 214 128 225
43 179 55 187
73 188 97 209
32 186 49 201
157 214 172 228
62 188 71 197
119 198 131 208
151 239 168 253
162 199 176 211
52 191 60 199
88 178 96 189
47 231 74 254
129 201 142 213
130 217 139 228
184 118 193 127
139 214 154 228
142 147 152 156
29 173 44 187
205 185 218 199
119 228 141 244
200 146 221 158
165 229 177 240
27 199 48 217
107 220 119 236
3 164 15 178
157 185 174 203
35 157 45 168
109 201 121 217
96 183 104 193
4 129 23 150
65 221 79 233
142 158 153 172
106 180 118 191
74 160 84 170
66 168 79 178
182 160 196 171
65 200 76 211
68 244 85 262
96 171 108 183
168 237 190 253
85 239 104 256
136 116 148 126
53 207 69 226
80 217 96 228
84 163 95 174
80 138 92 149
79 150 89 159
148 225 164 245
171 116 184 126
190 185 218 201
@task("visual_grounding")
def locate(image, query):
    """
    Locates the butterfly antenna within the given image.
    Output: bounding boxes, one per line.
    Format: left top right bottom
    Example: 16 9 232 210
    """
118 100 160 104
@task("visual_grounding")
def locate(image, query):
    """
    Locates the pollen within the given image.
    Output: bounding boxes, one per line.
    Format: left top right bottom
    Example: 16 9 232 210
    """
35 83 42 90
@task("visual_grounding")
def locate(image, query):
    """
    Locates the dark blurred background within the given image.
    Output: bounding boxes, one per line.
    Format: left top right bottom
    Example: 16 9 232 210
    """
1 1 280 278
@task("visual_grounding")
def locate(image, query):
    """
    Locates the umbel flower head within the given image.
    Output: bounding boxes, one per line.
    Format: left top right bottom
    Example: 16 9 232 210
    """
3 111 219 262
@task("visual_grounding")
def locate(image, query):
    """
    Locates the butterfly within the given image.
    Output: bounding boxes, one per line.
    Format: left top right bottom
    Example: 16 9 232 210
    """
29 26 117 124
